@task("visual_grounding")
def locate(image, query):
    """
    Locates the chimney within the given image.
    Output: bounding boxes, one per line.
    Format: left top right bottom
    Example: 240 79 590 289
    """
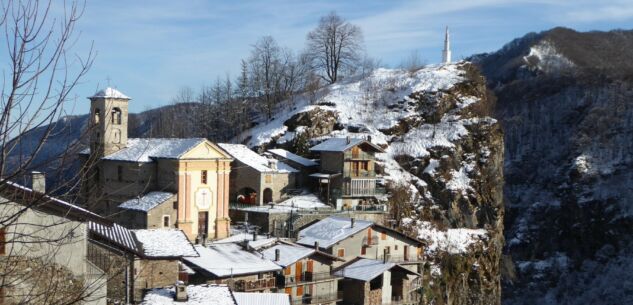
367 135 372 143
268 159 278 170
31 171 45 193
350 218 355 228
383 248 390 263
275 248 280 261
174 281 187 301
252 231 257 241
314 241 319 250
346 136 351 144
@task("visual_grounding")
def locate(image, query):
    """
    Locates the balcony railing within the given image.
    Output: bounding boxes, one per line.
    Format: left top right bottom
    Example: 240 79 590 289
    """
376 255 424 264
344 178 377 197
279 271 341 286
232 278 276 291
290 291 344 305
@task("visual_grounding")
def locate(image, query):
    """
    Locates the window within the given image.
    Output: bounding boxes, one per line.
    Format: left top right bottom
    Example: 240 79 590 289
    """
264 174 272 183
111 108 122 125
296 285 303 296
163 215 170 227
360 161 368 171
337 248 345 257
94 108 101 124
173 201 178 209
352 146 361 158
381 232 387 240
284 287 292 295
361 246 367 255
395 245 399 250
117 166 123 182
0 227 6 255
284 267 291 276
201 170 208 184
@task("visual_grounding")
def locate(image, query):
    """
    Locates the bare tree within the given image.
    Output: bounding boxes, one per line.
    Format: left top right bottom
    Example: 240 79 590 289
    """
305 12 364 84
0 0 117 304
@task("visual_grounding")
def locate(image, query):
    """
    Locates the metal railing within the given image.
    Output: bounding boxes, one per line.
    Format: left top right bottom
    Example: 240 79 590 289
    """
376 255 425 264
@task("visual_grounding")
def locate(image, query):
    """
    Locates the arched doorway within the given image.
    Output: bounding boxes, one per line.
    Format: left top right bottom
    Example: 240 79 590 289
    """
263 188 273 204
237 187 257 204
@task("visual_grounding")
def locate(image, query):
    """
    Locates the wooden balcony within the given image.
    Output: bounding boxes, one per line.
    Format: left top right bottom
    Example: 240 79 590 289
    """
278 271 341 287
290 291 344 305
343 178 379 197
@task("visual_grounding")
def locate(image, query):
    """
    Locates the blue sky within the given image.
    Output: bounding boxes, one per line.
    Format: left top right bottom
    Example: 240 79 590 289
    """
53 0 633 114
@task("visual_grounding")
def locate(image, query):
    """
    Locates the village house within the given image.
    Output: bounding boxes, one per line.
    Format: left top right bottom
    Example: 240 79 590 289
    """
141 283 291 305
309 137 385 210
333 258 421 305
260 241 343 305
183 243 282 292
219 143 299 205
80 87 233 241
296 216 425 271
0 175 108 305
87 222 199 303
266 148 318 188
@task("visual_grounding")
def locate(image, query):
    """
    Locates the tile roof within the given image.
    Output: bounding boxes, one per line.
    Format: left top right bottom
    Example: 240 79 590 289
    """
218 143 298 173
88 221 140 254
184 244 281 277
118 192 175 212
296 216 373 249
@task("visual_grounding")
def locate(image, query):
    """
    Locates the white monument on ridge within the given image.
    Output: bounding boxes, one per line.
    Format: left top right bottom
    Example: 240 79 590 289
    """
442 26 452 64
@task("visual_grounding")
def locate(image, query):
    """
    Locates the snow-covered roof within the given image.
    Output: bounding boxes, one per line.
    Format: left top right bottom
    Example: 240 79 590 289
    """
333 258 396 281
233 292 290 305
218 143 298 173
184 244 281 277
88 221 140 254
141 285 236 305
133 229 198 258
296 216 373 249
310 137 383 153
118 191 175 212
87 138 206 162
213 234 278 250
261 244 315 267
89 87 130 99
267 149 317 167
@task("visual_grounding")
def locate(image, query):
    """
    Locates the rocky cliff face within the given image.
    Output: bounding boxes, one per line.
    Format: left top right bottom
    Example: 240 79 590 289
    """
474 27 633 305
243 62 504 305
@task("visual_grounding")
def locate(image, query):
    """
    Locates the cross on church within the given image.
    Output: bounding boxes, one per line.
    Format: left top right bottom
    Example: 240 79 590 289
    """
106 76 111 87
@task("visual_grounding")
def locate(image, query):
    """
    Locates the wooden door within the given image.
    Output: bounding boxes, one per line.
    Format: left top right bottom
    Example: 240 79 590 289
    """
351 161 360 176
198 212 208 237
295 261 303 281
307 260 314 272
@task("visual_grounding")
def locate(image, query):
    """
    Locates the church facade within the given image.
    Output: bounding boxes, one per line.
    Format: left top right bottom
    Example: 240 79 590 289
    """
80 88 232 241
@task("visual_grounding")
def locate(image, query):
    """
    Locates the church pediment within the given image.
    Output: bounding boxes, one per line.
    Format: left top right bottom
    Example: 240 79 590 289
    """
180 140 233 160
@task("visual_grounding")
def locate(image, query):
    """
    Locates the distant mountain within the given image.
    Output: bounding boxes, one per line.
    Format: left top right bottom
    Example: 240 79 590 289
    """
473 27 633 305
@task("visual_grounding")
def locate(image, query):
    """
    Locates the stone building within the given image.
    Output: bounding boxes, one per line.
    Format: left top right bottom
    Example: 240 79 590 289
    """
296 216 425 270
333 258 420 305
260 241 343 305
80 87 233 241
309 137 385 209
219 143 298 205
266 148 318 188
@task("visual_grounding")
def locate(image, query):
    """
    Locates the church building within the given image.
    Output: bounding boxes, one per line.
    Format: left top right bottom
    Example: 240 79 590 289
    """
80 88 233 241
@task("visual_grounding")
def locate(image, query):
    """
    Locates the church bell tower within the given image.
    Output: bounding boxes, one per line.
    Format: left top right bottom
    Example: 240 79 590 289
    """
88 87 130 158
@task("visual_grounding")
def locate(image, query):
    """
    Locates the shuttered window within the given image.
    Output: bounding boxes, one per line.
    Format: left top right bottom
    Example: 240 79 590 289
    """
201 170 208 184
337 248 345 257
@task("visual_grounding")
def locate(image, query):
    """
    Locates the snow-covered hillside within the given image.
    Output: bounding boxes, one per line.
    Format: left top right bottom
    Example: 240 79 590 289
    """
239 62 504 305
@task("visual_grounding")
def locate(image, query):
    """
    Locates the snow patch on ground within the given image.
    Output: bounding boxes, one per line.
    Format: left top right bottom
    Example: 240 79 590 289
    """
416 221 488 254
